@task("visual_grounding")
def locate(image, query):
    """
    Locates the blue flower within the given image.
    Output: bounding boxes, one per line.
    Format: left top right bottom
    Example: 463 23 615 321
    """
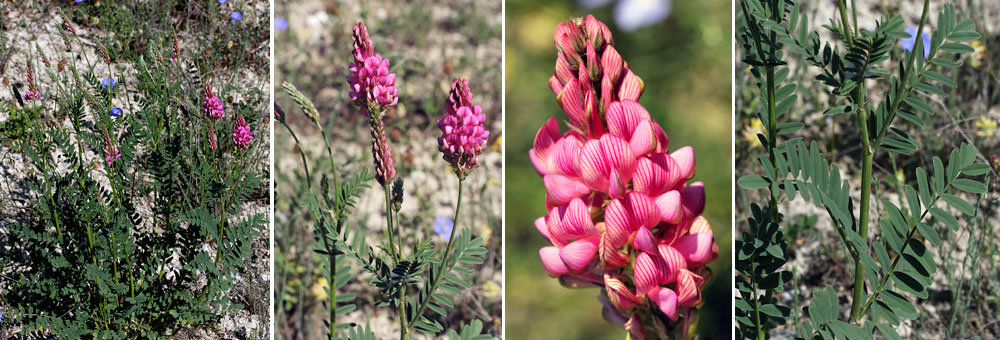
100 77 116 90
231 12 242 21
275 17 288 31
74 0 85 2
110 107 122 117
614 0 672 32
901 26 931 60
432 216 454 241
218 0 227 3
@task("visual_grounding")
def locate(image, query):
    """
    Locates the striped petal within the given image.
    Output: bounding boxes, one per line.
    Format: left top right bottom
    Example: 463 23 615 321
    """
554 53 574 87
606 100 651 139
544 174 590 205
579 139 610 191
530 117 562 175
670 146 695 180
626 191 660 229
648 286 679 321
548 74 563 94
658 244 687 283
539 246 568 278
654 190 683 224
604 273 640 310
631 226 658 254
600 134 636 180
545 207 569 246
681 181 706 217
629 119 658 157
557 78 587 128
634 251 668 297
603 198 632 247
599 232 630 268
601 45 624 84
619 68 645 101
562 197 598 237
559 236 601 272
653 122 670 153
675 269 703 307
633 154 676 196
625 313 648 340
688 215 712 234
534 216 552 242
553 136 582 177
674 232 717 265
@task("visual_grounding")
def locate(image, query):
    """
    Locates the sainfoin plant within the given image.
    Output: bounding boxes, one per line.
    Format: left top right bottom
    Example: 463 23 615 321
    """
735 0 987 339
529 15 718 339
278 21 491 340
1 5 268 339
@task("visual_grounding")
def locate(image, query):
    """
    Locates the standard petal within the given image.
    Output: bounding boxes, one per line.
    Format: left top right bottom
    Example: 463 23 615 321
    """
603 198 632 247
626 191 660 229
688 215 712 234
562 197 598 236
675 269 702 307
553 136 582 177
619 68 645 101
604 273 640 310
557 78 588 128
534 216 552 242
634 251 667 297
539 246 568 277
544 174 591 205
579 139 611 191
606 100 651 139
658 244 687 283
559 236 601 272
600 134 637 180
530 117 562 175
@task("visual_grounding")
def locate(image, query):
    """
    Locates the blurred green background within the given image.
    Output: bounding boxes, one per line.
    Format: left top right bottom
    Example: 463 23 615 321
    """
504 0 732 339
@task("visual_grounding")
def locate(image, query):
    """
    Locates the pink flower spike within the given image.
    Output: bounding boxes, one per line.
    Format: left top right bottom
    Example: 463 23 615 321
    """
648 286 679 321
671 146 696 180
654 190 683 224
674 232 717 265
559 236 600 272
202 84 225 119
232 115 253 150
540 246 569 278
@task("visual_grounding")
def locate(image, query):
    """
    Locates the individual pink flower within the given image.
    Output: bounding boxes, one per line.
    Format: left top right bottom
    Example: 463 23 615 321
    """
203 84 225 119
23 90 44 100
103 133 121 165
531 15 715 338
347 21 398 117
232 115 253 150
438 78 490 179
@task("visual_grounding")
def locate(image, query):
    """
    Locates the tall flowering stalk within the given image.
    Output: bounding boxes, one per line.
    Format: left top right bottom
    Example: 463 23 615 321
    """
531 15 717 339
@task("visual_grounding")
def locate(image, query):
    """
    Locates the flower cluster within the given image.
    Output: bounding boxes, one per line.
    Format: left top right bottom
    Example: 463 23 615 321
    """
232 115 253 150
349 21 397 186
203 84 225 119
438 78 490 179
347 21 398 117
23 90 43 101
532 15 716 338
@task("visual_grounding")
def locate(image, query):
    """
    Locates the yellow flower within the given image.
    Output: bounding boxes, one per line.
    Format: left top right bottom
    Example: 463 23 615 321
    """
970 40 986 69
975 115 997 138
311 277 329 301
895 168 905 185
491 134 503 153
479 224 493 245
742 118 764 148
481 281 500 299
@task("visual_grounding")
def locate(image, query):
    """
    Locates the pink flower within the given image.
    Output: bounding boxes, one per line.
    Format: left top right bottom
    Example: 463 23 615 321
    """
438 78 490 178
531 14 716 337
232 115 253 150
347 21 398 117
203 84 225 119
103 133 121 165
23 90 44 101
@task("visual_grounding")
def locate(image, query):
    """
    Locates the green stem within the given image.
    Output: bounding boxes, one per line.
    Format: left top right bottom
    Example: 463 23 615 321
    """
405 177 464 335
385 183 400 263
837 0 854 46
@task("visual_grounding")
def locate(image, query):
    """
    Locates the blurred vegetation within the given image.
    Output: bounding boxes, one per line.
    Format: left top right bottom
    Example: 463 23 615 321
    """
505 0 732 339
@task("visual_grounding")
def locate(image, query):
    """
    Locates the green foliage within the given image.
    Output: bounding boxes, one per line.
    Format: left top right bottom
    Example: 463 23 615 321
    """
279 85 492 339
0 105 40 142
2 4 268 338
737 0 986 339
